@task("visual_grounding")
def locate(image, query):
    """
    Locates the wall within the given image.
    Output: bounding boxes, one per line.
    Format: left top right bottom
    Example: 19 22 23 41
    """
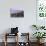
0 0 36 42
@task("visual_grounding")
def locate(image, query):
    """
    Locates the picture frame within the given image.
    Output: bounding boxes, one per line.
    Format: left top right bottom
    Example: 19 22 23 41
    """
10 9 24 17
36 0 46 26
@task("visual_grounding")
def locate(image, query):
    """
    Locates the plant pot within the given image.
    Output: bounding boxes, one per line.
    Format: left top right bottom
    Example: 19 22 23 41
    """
37 39 40 43
37 39 45 44
40 39 45 43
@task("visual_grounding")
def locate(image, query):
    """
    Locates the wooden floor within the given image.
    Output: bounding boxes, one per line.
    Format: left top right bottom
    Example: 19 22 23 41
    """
0 42 46 46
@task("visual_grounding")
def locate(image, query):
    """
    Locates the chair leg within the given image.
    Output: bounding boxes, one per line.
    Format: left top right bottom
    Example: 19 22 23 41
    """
16 34 18 46
4 41 7 46
4 33 7 46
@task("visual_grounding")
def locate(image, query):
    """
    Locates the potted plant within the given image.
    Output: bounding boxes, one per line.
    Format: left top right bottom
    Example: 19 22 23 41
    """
40 26 45 29
32 25 39 30
33 32 46 43
32 24 45 30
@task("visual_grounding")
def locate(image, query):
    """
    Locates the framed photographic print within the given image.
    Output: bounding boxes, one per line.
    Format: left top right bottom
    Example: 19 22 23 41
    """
37 0 46 18
10 9 24 17
36 0 46 26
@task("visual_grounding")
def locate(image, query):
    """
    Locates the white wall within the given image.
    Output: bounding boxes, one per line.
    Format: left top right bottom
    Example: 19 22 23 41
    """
0 0 36 42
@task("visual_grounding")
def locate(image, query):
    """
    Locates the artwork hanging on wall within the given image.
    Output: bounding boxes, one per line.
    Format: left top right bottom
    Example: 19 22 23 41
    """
37 0 46 18
10 9 24 17
36 0 46 27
